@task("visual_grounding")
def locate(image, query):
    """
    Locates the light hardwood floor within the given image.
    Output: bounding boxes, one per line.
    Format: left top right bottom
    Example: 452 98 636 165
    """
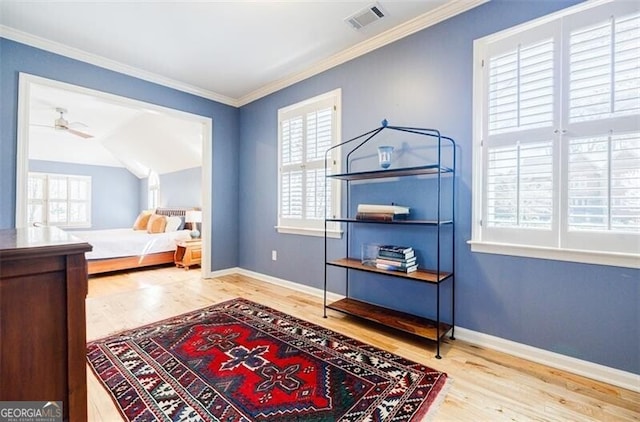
86 266 639 421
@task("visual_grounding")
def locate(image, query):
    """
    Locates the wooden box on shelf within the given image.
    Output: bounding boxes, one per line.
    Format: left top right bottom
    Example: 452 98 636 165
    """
174 239 202 270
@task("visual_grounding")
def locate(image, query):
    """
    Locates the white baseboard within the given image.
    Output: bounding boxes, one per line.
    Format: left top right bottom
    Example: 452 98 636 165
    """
208 266 242 278
234 268 344 303
216 268 639 393
453 327 640 393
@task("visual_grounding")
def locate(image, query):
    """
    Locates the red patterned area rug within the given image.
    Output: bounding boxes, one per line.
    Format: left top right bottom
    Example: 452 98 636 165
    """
87 298 449 421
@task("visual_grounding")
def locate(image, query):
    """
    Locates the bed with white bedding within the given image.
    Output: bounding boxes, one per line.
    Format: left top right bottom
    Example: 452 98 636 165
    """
70 208 196 275
72 228 191 260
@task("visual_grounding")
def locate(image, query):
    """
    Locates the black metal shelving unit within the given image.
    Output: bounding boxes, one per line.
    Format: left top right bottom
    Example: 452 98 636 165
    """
322 120 456 359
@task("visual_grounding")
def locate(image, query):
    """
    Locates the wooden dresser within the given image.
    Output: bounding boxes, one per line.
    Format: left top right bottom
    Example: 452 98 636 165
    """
0 227 92 422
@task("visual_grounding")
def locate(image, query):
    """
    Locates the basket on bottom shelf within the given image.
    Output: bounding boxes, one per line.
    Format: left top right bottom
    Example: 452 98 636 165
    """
365 244 418 273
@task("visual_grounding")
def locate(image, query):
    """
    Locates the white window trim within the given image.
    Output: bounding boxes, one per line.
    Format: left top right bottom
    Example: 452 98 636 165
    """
275 225 343 239
470 0 640 269
468 240 638 268
276 89 343 238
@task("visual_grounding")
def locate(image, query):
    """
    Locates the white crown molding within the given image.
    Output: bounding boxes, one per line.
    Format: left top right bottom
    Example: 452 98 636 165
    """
229 267 640 393
1 0 487 108
237 0 489 106
0 25 239 107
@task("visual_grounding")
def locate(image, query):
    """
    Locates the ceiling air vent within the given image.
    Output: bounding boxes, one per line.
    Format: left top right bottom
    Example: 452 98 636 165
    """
345 2 386 30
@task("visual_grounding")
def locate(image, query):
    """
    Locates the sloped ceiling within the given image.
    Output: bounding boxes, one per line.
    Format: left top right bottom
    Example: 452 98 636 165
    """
101 113 203 177
28 82 202 177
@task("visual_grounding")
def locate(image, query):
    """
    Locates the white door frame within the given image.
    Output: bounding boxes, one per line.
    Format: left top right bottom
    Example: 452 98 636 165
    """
16 73 213 278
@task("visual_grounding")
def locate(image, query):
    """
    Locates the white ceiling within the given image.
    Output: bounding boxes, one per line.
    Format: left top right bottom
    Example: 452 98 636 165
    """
4 1 484 175
0 0 483 106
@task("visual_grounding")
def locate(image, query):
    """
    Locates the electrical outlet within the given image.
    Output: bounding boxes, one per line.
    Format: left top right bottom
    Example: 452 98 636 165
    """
272 250 277 261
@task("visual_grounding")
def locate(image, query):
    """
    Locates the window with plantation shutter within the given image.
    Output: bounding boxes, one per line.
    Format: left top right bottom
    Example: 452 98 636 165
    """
277 89 341 237
27 172 92 228
472 0 639 268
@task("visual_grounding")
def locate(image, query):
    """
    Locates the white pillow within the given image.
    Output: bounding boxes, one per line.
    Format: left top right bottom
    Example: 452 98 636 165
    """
165 216 183 232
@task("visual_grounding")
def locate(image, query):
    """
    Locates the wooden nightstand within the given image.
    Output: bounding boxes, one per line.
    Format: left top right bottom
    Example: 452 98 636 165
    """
174 239 202 270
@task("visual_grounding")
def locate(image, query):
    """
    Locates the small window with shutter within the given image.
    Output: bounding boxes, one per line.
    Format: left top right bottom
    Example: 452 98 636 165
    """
277 89 342 237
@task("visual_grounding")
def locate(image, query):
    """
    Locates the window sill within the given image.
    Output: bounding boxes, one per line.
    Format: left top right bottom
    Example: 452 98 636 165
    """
52 224 92 229
275 225 343 239
468 240 639 269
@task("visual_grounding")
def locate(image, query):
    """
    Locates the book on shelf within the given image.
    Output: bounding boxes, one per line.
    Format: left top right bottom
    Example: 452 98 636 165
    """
375 257 417 268
355 212 407 221
377 245 414 260
378 249 415 260
378 244 413 254
375 253 416 263
357 204 410 215
375 262 418 273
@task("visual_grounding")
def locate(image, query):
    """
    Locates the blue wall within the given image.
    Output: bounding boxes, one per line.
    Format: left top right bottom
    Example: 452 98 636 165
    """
160 167 202 208
29 159 139 229
0 38 239 270
238 0 639 374
140 167 202 210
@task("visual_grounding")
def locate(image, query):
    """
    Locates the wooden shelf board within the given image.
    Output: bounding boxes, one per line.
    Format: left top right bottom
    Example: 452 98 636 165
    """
328 165 453 181
327 258 452 284
326 298 452 341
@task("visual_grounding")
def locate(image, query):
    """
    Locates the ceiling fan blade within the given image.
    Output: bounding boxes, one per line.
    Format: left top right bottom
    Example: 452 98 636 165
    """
68 121 89 128
66 128 94 139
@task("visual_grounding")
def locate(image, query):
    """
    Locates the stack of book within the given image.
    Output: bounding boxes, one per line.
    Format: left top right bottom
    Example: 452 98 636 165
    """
356 204 410 221
375 245 418 273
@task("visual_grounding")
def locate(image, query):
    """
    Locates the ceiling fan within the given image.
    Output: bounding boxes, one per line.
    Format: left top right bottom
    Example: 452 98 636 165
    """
32 107 94 139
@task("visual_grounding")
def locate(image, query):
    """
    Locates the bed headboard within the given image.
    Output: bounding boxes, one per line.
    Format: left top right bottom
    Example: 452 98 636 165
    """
154 207 199 217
